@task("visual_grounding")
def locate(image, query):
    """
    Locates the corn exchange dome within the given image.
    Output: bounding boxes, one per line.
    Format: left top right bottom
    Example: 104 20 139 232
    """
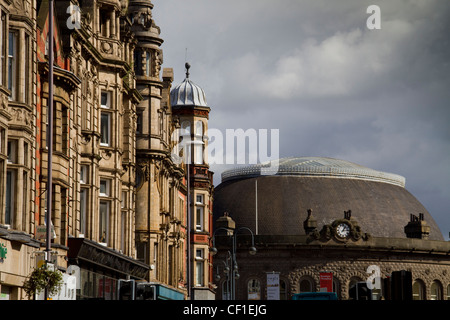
213 157 444 241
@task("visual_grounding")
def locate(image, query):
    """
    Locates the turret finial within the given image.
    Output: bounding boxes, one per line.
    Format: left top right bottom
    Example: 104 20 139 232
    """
185 62 191 78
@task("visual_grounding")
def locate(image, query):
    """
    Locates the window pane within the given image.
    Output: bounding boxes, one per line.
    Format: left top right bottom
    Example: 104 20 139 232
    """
196 261 204 286
8 32 16 99
5 170 15 225
145 51 151 76
101 92 108 108
100 112 110 145
134 50 142 76
0 12 4 86
196 207 203 231
99 201 109 243
80 189 87 235
7 140 17 163
80 165 88 184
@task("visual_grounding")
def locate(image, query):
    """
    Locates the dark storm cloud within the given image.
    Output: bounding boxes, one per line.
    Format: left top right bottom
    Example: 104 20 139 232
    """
153 0 450 239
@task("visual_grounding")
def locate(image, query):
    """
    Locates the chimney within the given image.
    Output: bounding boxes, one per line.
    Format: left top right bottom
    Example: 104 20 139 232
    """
215 212 235 236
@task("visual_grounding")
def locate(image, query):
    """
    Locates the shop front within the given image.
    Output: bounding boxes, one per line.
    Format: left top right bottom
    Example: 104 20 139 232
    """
67 238 150 300
0 226 41 300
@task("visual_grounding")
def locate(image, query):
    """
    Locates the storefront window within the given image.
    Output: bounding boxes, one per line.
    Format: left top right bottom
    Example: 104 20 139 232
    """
78 269 118 300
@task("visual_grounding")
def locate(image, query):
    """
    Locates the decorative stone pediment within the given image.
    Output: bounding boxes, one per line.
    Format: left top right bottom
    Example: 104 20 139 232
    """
306 210 371 244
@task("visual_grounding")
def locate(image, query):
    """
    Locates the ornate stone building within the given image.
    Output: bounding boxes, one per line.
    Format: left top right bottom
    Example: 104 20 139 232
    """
0 0 214 300
130 0 188 296
0 0 40 301
170 63 215 299
213 157 450 300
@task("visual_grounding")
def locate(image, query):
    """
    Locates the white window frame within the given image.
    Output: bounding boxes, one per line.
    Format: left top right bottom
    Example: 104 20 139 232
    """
196 194 204 204
195 194 204 232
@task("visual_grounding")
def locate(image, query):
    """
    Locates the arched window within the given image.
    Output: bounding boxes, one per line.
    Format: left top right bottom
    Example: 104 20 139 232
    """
446 284 450 300
279 279 288 300
195 120 203 136
299 276 314 293
430 280 443 300
247 279 261 300
348 276 364 300
412 279 425 300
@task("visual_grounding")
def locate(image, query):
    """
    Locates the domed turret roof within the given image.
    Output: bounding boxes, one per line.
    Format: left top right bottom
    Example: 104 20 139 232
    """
170 63 208 107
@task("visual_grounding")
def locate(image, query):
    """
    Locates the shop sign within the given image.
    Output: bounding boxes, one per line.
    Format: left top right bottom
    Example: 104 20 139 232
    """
0 243 7 262
36 225 56 240
319 272 333 292
266 272 280 300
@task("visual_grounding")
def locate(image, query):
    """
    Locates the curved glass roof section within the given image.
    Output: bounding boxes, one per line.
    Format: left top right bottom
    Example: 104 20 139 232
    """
221 157 406 187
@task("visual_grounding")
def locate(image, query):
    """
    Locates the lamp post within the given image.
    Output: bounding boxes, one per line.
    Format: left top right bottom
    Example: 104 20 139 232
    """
214 251 232 300
211 226 257 300
44 0 54 301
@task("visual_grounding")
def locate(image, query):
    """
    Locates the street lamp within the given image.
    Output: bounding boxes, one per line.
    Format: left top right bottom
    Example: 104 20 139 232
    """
211 225 257 300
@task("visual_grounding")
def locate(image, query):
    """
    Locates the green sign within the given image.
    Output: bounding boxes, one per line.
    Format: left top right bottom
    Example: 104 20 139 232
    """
0 243 7 261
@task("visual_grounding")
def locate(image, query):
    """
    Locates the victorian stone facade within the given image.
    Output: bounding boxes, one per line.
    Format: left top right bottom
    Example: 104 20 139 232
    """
214 216 450 300
213 158 450 300
0 0 214 300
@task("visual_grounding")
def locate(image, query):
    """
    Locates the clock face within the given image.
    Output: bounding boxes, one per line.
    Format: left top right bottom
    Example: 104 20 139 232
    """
336 223 350 238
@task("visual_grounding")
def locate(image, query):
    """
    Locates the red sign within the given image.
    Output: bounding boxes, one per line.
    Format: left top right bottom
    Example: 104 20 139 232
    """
320 272 333 292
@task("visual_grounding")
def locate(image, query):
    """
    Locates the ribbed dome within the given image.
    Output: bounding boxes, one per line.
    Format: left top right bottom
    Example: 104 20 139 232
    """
170 63 208 107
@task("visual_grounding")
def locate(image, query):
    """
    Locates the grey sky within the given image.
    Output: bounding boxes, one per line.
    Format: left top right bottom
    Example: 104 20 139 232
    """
153 0 450 240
